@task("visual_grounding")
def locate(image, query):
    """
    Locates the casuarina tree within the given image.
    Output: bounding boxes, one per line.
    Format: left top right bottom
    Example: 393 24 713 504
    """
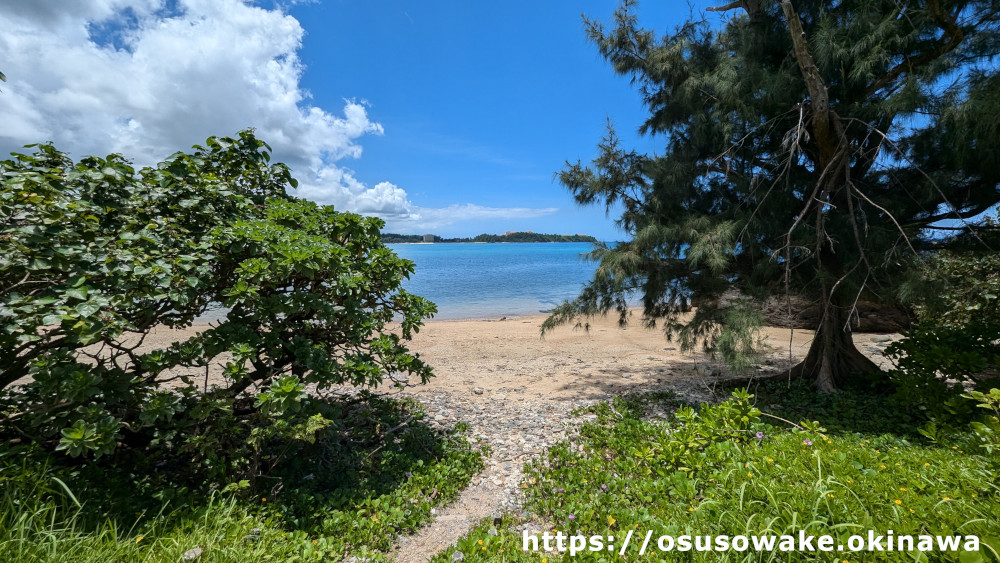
545 0 1000 391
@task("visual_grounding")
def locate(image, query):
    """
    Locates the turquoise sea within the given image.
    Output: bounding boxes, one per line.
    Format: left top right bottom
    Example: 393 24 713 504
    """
389 242 599 320
195 242 600 323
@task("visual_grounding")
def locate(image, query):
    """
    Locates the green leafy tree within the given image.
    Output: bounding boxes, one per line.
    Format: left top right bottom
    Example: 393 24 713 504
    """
546 0 1000 391
0 132 435 475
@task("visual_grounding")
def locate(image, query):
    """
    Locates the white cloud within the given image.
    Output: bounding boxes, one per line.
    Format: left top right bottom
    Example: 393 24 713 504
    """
384 203 561 232
0 0 554 231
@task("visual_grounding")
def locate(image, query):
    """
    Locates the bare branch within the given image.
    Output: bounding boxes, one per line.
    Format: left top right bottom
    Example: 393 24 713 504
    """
851 184 922 259
707 0 760 18
841 117 994 252
707 1 746 13
2 271 30 294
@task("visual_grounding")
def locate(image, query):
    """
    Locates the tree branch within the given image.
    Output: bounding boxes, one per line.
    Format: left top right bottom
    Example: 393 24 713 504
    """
707 1 745 13
780 0 833 159
707 0 760 18
865 0 965 96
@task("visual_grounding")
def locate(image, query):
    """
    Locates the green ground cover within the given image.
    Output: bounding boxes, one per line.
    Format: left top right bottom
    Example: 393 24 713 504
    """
433 384 1000 562
4 379 999 562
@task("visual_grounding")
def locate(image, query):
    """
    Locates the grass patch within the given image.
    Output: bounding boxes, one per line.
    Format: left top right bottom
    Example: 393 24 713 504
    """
0 393 483 562
430 516 527 563
436 385 1000 562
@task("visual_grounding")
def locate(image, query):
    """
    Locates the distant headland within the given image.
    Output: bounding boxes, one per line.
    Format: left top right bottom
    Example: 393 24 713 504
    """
381 231 598 244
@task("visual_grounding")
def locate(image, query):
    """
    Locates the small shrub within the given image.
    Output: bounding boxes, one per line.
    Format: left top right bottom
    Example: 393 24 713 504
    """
0 132 435 483
889 243 1000 421
964 388 1000 457
886 321 999 420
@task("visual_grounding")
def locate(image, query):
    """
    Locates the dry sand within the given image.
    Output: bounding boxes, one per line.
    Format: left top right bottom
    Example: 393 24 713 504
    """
129 310 897 399
394 311 895 400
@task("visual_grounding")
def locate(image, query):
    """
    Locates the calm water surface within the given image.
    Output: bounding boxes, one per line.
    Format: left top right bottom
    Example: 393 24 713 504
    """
196 242 600 323
389 242 599 319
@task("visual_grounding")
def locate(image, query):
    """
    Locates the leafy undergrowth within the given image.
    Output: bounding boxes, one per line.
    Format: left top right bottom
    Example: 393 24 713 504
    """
435 385 1000 562
0 393 483 562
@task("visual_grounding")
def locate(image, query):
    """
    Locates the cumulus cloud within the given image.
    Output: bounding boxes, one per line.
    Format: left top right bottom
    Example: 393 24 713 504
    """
0 0 553 230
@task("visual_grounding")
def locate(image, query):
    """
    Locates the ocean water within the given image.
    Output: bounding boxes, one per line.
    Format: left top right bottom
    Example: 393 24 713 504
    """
389 242 599 320
195 242 600 323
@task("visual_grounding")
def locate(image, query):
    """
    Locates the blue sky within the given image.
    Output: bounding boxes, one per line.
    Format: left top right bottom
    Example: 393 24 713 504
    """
284 0 679 239
0 0 713 240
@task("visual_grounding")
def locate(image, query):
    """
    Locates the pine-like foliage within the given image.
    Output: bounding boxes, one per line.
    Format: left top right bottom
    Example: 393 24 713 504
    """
546 0 1000 391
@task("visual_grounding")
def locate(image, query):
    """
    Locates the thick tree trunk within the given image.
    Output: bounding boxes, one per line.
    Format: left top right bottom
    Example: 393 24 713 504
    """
786 297 881 392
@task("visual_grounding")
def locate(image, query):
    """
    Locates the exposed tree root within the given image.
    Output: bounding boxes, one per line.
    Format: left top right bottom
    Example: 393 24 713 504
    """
719 310 884 393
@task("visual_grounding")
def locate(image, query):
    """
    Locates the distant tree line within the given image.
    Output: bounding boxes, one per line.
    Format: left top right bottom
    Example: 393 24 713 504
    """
381 232 599 243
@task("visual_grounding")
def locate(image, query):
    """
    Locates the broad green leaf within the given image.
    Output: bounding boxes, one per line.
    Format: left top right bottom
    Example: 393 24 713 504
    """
75 301 100 318
41 314 63 326
66 286 88 300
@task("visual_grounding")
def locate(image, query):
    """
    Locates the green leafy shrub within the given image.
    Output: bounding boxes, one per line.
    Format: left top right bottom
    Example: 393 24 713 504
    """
888 245 1000 421
964 389 1000 458
0 131 435 482
0 394 484 562
886 322 999 420
909 243 1000 328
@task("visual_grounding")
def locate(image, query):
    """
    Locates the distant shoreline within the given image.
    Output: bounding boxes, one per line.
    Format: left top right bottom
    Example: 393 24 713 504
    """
385 240 580 244
381 232 599 244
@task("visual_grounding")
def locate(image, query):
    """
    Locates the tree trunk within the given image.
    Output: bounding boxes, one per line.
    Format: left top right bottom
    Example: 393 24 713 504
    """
786 296 882 392
774 1 877 393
